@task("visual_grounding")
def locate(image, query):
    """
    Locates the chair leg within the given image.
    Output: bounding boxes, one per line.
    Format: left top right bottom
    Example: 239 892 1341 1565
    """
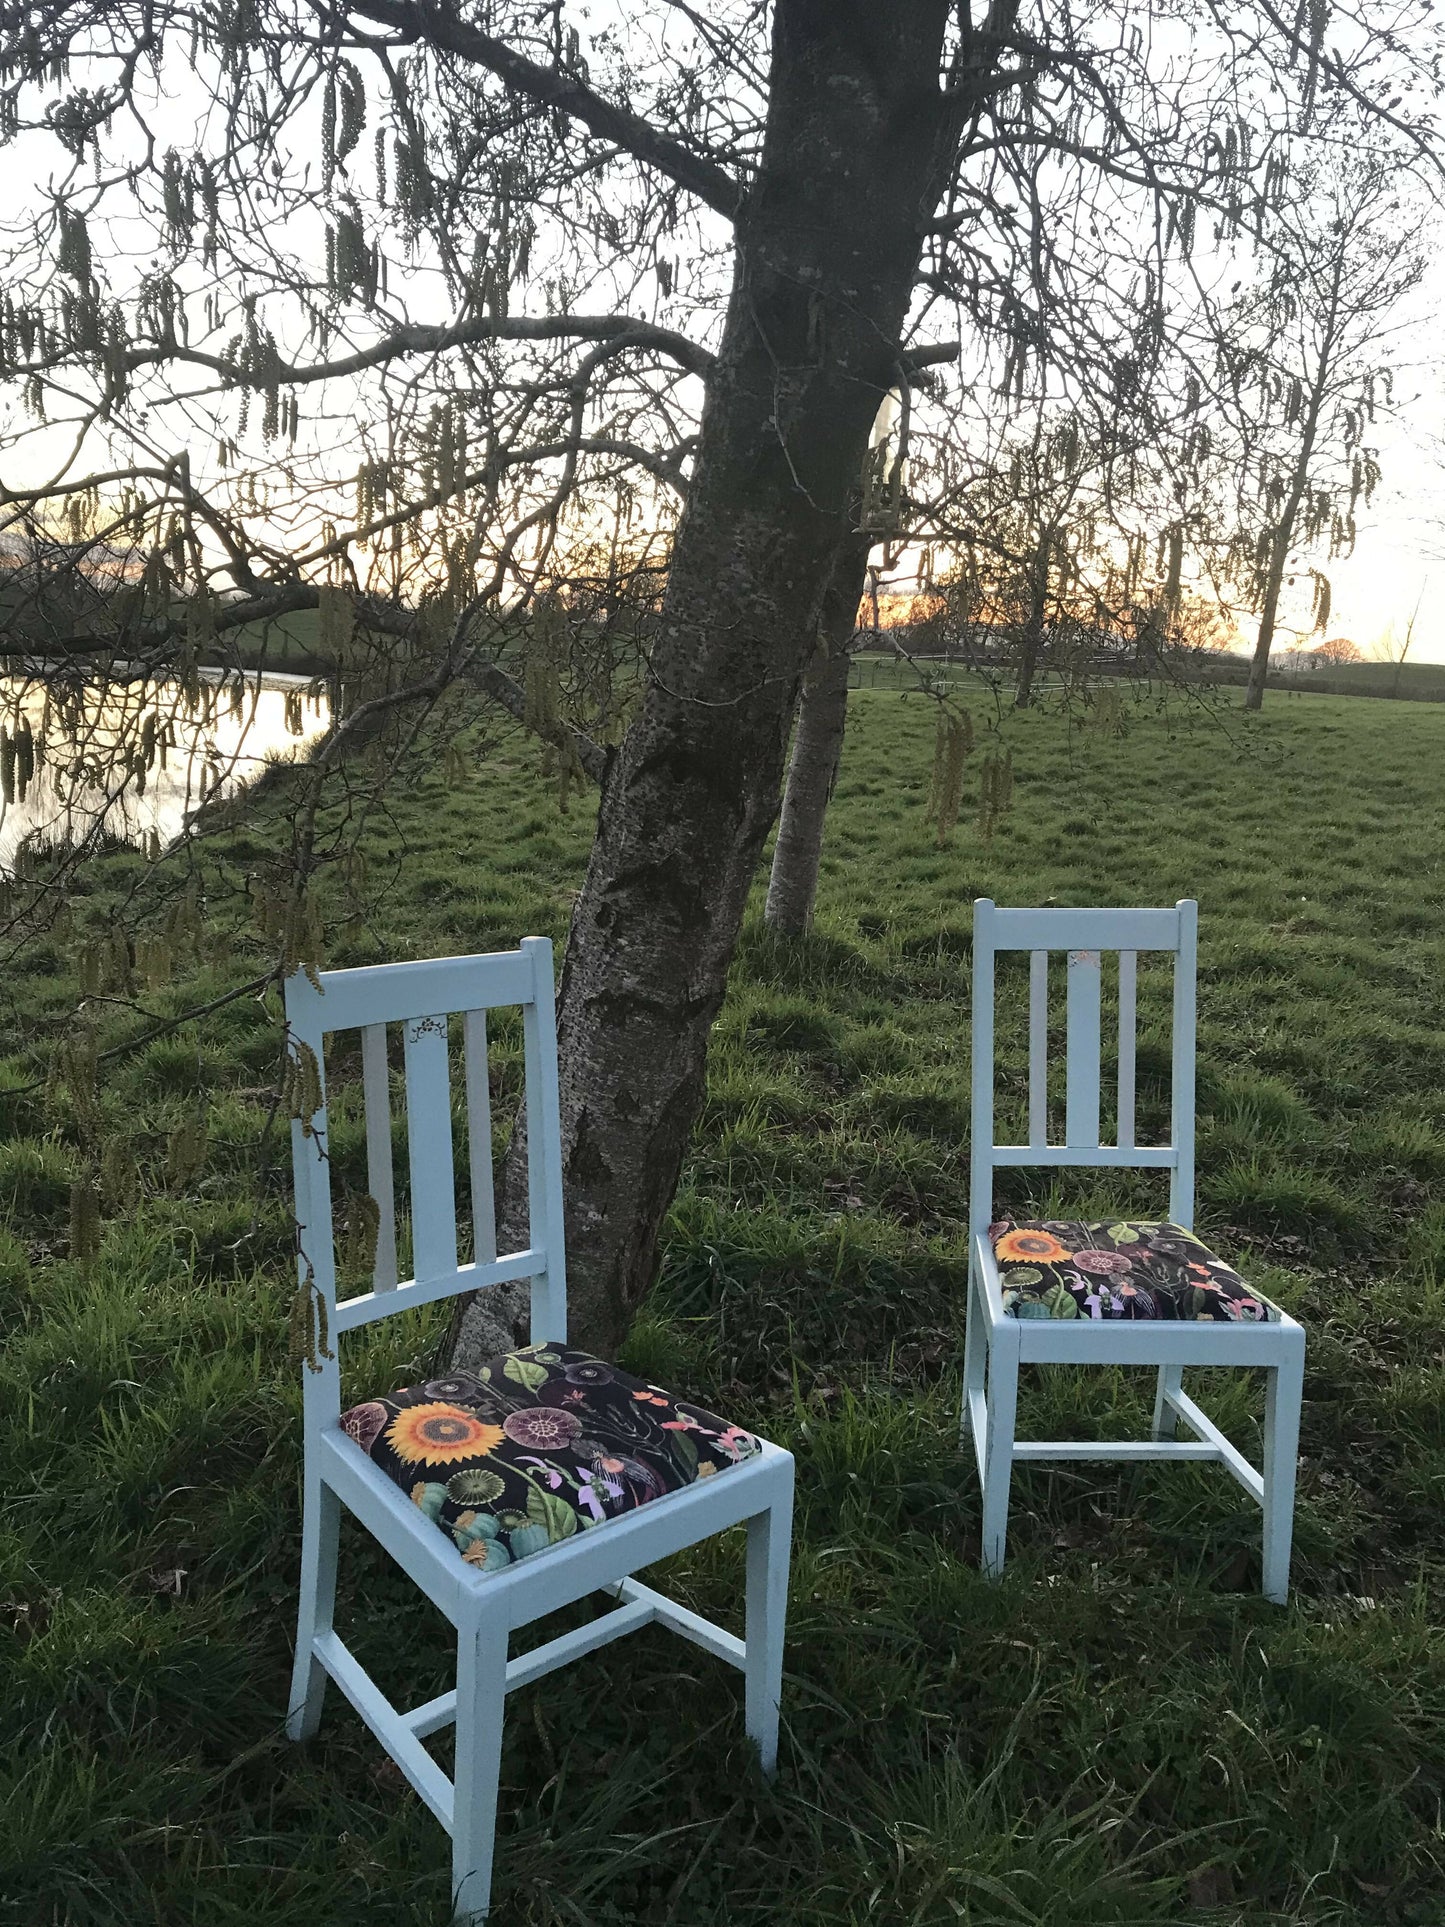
981 1328 1020 1578
961 1265 988 1452
452 1607 509 1924
1261 1341 1304 1605
744 1463 794 1779
287 1474 340 1742
1151 1364 1183 1441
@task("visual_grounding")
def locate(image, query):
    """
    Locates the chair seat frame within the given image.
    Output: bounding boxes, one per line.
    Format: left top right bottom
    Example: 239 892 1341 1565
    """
283 939 793 1921
962 900 1305 1603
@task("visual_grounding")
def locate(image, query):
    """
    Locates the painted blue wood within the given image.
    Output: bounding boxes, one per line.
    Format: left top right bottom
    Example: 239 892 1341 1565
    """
968 901 996 1250
1028 949 1047 1146
281 940 794 1921
961 898 1305 1605
403 1013 458 1285
1064 949 1102 1147
463 1010 497 1266
1116 952 1137 1150
520 937 568 1346
360 1024 399 1290
1170 898 1198 1226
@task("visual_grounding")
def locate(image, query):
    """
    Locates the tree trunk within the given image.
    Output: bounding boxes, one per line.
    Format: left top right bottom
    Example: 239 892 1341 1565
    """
453 0 954 1367
763 556 866 935
1243 538 1288 712
1013 546 1049 709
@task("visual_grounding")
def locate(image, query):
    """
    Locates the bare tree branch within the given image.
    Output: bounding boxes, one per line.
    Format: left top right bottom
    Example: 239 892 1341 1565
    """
346 0 744 215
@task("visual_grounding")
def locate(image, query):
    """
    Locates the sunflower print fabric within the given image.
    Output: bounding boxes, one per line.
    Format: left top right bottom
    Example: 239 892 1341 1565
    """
340 1345 762 1574
989 1220 1277 1322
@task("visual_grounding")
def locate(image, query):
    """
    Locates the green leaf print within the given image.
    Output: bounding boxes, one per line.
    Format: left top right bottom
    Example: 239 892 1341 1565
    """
504 1353 550 1392
525 1484 578 1543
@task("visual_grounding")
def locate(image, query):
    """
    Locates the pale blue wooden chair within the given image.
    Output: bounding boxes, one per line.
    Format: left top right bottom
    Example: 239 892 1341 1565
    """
283 938 794 1921
963 900 1306 1602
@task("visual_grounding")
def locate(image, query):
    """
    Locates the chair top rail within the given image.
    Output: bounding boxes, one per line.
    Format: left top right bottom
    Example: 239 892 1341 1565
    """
285 944 537 1034
978 903 1186 953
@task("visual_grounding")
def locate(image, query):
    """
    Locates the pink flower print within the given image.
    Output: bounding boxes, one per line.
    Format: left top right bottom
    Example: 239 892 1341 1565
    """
503 1406 584 1450
1073 1249 1133 1276
518 1455 566 1490
712 1424 759 1461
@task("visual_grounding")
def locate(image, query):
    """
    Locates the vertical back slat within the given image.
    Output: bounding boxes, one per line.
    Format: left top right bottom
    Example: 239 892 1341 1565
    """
463 1009 497 1266
360 1023 399 1290
283 992 342 1426
521 937 567 1343
1065 948 1102 1147
1116 951 1137 1150
1028 949 1048 1146
1170 901 1198 1226
969 901 996 1244
403 1014 458 1283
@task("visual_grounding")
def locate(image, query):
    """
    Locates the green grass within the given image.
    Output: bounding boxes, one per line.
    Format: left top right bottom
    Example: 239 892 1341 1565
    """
3 685 1445 1923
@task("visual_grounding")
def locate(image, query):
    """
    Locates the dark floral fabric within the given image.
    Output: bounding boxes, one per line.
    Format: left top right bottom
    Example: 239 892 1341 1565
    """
989 1220 1277 1322
340 1345 762 1574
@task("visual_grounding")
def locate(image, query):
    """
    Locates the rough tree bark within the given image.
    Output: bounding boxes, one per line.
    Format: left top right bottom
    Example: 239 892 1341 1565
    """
454 0 957 1366
762 548 868 936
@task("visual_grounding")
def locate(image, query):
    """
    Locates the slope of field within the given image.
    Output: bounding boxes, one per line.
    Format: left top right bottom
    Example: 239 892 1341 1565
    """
2 684 1443 1925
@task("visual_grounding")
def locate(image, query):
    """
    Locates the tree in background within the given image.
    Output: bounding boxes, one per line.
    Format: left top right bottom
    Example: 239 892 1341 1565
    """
1370 587 1424 695
1315 635 1363 664
1213 150 1428 712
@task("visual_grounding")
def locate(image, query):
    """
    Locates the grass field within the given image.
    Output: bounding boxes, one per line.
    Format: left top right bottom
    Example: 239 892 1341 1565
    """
3 681 1444 1925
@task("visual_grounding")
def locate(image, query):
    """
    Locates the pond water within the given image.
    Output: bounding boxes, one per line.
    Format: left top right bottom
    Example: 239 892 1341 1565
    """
0 671 330 875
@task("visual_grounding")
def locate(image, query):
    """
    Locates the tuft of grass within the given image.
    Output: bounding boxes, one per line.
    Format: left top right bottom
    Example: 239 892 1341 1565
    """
0 1135 76 1221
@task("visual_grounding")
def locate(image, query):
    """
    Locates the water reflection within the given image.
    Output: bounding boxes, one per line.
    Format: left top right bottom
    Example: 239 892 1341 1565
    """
0 671 330 874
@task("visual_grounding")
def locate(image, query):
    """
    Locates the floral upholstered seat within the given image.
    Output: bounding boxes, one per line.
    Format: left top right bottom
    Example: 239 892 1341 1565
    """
989 1220 1278 1323
341 1345 761 1574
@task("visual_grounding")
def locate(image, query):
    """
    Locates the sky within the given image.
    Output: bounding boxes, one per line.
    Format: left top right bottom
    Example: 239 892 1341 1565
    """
1304 238 1445 664
1324 398 1445 662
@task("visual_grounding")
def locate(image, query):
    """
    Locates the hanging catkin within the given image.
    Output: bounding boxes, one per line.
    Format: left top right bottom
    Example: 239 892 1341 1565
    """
289 1262 334 1373
340 1191 381 1289
977 749 1015 843
929 708 973 846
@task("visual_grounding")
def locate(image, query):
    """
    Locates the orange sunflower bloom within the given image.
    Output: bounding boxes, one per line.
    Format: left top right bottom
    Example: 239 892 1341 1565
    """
994 1227 1073 1266
386 1403 506 1467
